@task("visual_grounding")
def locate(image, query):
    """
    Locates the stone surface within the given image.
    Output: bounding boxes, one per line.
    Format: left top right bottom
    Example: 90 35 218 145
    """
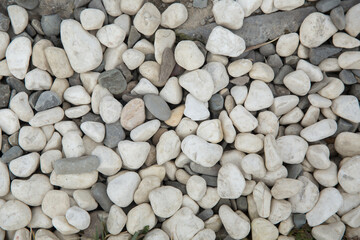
217 163 245 199
338 156 360 194
6 37 32 79
251 218 279 240
219 205 250 239
149 186 182 218
107 172 140 207
144 94 171 121
0 200 31 231
98 69 127 95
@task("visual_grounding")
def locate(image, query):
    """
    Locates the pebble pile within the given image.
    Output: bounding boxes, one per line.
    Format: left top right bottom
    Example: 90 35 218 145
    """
0 0 360 239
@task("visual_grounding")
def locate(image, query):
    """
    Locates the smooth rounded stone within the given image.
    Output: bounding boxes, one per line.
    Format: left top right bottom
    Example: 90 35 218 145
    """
179 69 214 102
45 47 74 78
50 170 98 189
156 130 181 165
196 119 223 144
73 190 98 211
161 3 188 29
338 51 360 70
288 176 319 213
235 133 263 154
231 85 247 104
18 126 46 152
65 206 90 230
28 207 52 229
217 163 245 199
122 49 145 71
35 91 61 112
92 146 121 176
0 161 9 197
308 94 332 108
251 218 279 240
133 3 160 36
134 176 161 204
206 26 245 57
143 94 171 121
241 154 266 178
90 183 112 212
31 39 53 72
256 111 279 137
212 0 244 30
143 229 170 240
0 32 9 61
311 221 345 240
0 200 31 231
296 60 323 83
333 32 360 49
139 165 166 181
277 135 308 164
25 68 52 91
61 131 85 158
268 199 292 225
0 109 20 135
271 178 303 200
174 41 205 71
53 156 99 175
274 0 304 10
160 78 182 104
118 140 150 170
249 62 275 83
276 33 299 57
1 146 24 164
80 121 105 143
219 205 250 239
131 78 159 96
203 62 229 93
63 86 90 106
40 150 62 174
332 95 360 124
52 216 80 235
299 12 337 48
306 188 343 227
9 152 39 178
345 3 360 37
236 0 261 16
230 105 258 133
80 8 105 30
338 155 360 194
149 186 183 218
267 54 283 69
184 94 210 121
34 229 60 240
227 59 252 78
335 132 360 157
162 207 204 239
61 19 103 73
103 43 127 71
99 70 127 96
300 119 337 142
9 91 33 122
342 205 360 228
120 98 145 131
106 205 127 235
314 162 338 187
181 135 223 167
13 228 31 240
42 190 70 218
244 80 274 111
317 77 343 100
209 94 224 112
283 70 311 96
252 181 272 218
339 70 357 85
130 120 160 142
6 36 31 79
186 175 206 201
7 5 28 34
262 135 282 171
306 144 331 170
107 172 140 207
330 5 345 30
99 96 122 124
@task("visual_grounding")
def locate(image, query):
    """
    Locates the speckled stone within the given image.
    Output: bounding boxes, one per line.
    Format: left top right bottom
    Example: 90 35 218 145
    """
98 69 127 95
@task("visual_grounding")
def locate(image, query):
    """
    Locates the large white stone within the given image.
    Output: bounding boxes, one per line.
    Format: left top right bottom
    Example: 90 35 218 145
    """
133 3 161 36
118 140 150 170
196 119 223 144
156 130 181 165
5 36 31 79
276 33 299 57
218 163 245 199
126 203 157 235
92 145 122 176
331 95 360 123
300 119 337 142
184 94 210 121
161 3 188 29
80 8 105 30
107 172 141 207
175 41 205 71
283 70 311 96
231 85 248 105
345 3 360 37
219 205 250 239
229 105 258 132
80 121 105 143
0 200 31 231
7 5 28 34
244 80 274 111
338 156 360 194
41 190 70 218
289 176 319 213
274 0 304 11
130 120 160 142
149 186 183 218
0 109 20 135
0 162 9 197
296 59 323 82
179 69 214 102
277 135 308 164
212 0 244 30
251 218 279 240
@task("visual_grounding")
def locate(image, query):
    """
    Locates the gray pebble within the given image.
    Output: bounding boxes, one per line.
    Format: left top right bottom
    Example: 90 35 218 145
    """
15 0 39 9
197 209 214 221
93 60 105 72
285 124 303 136
29 91 43 109
68 73 81 86
293 213 307 229
267 54 283 69
184 164 196 175
127 26 141 48
259 43 276 56
117 63 133 82
41 14 61 36
0 84 10 108
190 162 220 176
103 122 126 149
8 132 19 147
159 48 175 87
273 65 293 85
81 112 103 123
35 91 62 111
98 69 127 95
201 174 217 187
0 13 10 32
91 183 113 212
230 76 250 86
193 0 207 8
1 146 24 164
31 19 45 35
145 53 156 62
213 198 231 213
350 84 360 100
330 6 345 30
274 84 291 96
316 0 340 13
164 181 186 194
236 197 248 212
53 156 100 174
143 94 171 121
286 164 303 179
308 75 331 94
298 96 310 110
335 118 359 136
74 0 91 8
6 77 31 95
309 45 342 65
209 94 224 112
339 70 357 85
26 24 37 37
284 55 299 67
74 7 85 22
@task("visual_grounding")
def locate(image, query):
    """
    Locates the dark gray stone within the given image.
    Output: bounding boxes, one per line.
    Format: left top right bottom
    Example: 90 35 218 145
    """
298 96 310 110
74 0 91 8
183 164 195 175
41 14 61 36
284 55 299 67
81 112 103 123
209 94 224 112
350 84 360 100
267 54 283 69
15 0 39 9
230 76 250 86
98 69 127 95
274 85 291 96
339 70 357 85
6 77 31 95
193 0 207 8
353 69 360 78
29 91 43 109
53 156 100 174
127 26 141 48
145 54 155 62
254 51 265 63
309 45 342 65
293 213 307 229
8 132 19 147
273 65 293 85
143 94 171 121
176 7 316 47
201 174 217 187
330 6 345 30
213 198 231 213
259 43 276 56
0 12 10 32
31 19 44 35
26 24 37 37
316 0 340 12
335 118 359 136
339 0 360 12
236 197 248 212
190 162 220 176
91 183 112 212
73 7 85 22
68 73 81 86
1 135 10 154
88 0 108 25
104 121 126 148
1 146 23 164
93 60 105 72
286 164 303 179
164 181 186 194
117 63 133 82
0 84 10 108
197 209 214 221
35 91 61 111
308 75 331 94
159 48 175 87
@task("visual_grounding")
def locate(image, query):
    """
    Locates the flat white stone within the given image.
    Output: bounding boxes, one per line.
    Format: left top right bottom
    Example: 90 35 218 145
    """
107 205 127 235
196 119 223 144
219 205 250 239
219 110 236 144
306 144 331 170
235 133 263 154
156 130 181 165
0 162 9 197
212 0 244 30
131 78 159 95
253 182 272 218
184 94 210 121
276 33 299 57
73 190 98 211
149 186 183 218
311 222 346 240
19 126 46 152
230 86 248 105
41 190 70 218
175 41 205 71
268 199 292 225
62 131 85 158
331 95 360 123
25 68 53 90
7 5 28 34
52 216 79 235
179 69 213 102
277 135 308 164
0 32 9 60
122 48 145 70
0 200 31 231
270 95 299 116
203 61 229 94
92 145 122 176
227 59 252 78
130 120 160 142
251 218 279 240
238 0 262 17
80 8 105 30
32 39 53 72
229 105 258 132
335 132 360 157
107 172 140 207
65 206 90 230
244 80 274 111
161 3 188 29
314 162 338 187
241 154 266 178
80 121 105 143
118 140 150 170
218 163 245 199
296 59 323 82
308 94 332 108
318 77 344 100
283 70 311 96
9 152 40 178
300 119 337 142
50 171 98 189
333 32 360 48
64 86 91 105
120 0 143 15
6 36 32 79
